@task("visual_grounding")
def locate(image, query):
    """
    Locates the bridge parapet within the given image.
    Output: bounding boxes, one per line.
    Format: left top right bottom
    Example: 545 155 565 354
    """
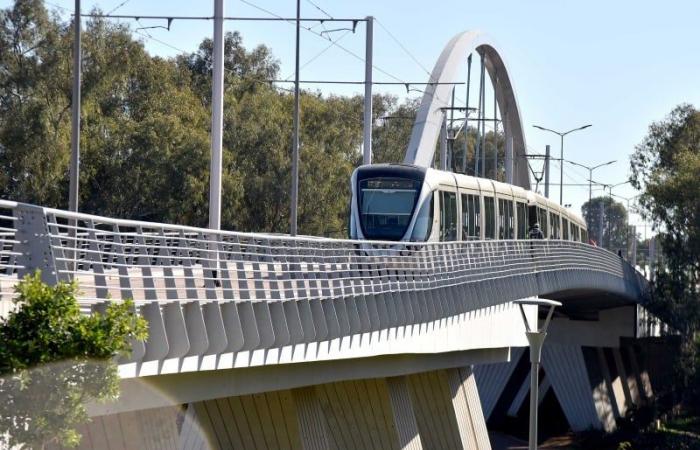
0 200 647 303
0 200 649 377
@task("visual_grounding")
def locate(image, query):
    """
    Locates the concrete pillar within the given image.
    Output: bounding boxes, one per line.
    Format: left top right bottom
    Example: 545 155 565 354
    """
387 376 424 450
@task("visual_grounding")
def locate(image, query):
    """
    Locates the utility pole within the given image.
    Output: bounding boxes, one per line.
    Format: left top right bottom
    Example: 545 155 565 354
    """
599 198 605 248
362 16 373 165
290 0 301 235
480 55 486 178
69 0 81 213
439 114 447 170
544 145 551 198
462 54 472 174
209 0 224 231
493 77 498 180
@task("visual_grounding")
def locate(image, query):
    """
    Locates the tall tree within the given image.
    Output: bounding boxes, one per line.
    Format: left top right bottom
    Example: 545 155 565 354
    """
630 103 700 407
581 196 629 251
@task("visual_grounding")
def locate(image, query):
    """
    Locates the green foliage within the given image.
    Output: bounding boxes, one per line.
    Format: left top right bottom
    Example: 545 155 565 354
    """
630 103 700 408
581 196 630 251
0 1 422 238
0 273 147 449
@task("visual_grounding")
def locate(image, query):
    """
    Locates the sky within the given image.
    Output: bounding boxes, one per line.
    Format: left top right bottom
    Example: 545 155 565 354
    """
6 0 700 234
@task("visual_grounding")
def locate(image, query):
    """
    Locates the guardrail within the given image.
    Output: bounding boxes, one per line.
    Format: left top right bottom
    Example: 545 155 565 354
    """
0 199 647 307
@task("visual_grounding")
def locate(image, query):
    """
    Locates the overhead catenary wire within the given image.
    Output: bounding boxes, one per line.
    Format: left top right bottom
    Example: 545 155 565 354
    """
106 0 131 15
374 17 432 78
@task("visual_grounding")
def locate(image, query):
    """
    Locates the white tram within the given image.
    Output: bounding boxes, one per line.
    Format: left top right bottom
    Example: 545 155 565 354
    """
349 164 588 243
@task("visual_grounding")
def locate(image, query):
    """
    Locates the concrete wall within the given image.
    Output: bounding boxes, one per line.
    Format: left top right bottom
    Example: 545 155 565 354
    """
50 367 492 450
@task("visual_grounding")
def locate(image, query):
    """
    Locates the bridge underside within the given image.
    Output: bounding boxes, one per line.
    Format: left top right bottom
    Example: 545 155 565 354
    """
60 352 502 450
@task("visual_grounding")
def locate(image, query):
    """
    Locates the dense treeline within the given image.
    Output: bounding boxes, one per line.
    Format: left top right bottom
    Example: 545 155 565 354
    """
0 0 503 236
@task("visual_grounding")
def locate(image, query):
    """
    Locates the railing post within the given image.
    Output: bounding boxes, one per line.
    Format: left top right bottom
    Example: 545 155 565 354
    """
14 204 59 285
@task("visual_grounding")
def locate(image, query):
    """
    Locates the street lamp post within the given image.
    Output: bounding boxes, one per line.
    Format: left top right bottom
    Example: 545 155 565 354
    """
566 159 616 240
586 179 630 249
532 124 592 206
611 192 641 260
515 298 561 450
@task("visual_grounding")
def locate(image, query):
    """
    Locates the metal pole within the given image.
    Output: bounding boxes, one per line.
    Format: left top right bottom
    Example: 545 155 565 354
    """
69 0 81 213
209 0 224 231
505 118 513 184
474 56 483 177
362 16 373 165
448 87 456 171
479 55 486 178
290 0 301 235
463 54 472 174
439 114 447 170
544 145 550 198
493 77 498 180
599 198 605 247
528 343 541 450
559 134 564 205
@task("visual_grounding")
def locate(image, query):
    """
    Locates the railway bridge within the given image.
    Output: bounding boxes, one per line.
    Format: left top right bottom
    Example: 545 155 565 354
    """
0 31 657 450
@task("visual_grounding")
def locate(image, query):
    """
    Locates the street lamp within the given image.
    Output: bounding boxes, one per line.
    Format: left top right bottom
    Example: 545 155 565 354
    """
515 298 561 450
532 124 592 206
566 159 617 206
587 179 630 249
611 192 642 260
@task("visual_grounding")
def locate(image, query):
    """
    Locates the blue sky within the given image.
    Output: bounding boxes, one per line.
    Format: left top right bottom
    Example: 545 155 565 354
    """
7 0 700 234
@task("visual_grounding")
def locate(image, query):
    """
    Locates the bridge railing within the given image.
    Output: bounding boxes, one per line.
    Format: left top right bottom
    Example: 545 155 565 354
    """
0 200 647 306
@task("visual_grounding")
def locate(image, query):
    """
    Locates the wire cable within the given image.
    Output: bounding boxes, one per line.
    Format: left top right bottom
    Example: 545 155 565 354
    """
305 0 333 19
374 17 432 78
107 0 131 15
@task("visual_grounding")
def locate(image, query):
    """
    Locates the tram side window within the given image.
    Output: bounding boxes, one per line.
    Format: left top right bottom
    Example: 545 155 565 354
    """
562 218 570 240
528 206 537 228
538 208 549 238
498 199 514 239
439 191 458 241
549 212 560 239
572 224 580 242
582 228 589 243
484 196 496 239
461 193 480 239
517 202 528 239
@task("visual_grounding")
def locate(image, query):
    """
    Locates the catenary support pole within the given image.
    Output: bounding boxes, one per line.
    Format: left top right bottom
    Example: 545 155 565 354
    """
69 0 81 213
290 0 301 235
463 54 472 174
475 54 485 176
362 16 373 165
439 114 447 170
505 113 513 184
209 0 224 231
493 76 498 180
480 56 486 178
599 199 605 247
544 145 550 198
448 87 456 170
559 134 564 205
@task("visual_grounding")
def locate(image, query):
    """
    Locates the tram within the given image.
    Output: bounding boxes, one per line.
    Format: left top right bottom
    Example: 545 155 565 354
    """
349 164 588 243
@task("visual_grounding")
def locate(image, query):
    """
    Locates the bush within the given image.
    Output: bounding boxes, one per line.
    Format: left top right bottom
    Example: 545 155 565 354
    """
0 273 147 449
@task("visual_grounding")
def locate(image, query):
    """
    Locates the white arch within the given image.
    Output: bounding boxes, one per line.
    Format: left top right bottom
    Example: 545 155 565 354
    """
403 31 531 189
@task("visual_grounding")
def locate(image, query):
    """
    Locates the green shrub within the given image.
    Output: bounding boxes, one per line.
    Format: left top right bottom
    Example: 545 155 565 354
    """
0 272 147 449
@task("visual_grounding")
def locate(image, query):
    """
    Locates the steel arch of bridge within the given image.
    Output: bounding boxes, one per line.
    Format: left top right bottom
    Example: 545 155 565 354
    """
404 31 530 189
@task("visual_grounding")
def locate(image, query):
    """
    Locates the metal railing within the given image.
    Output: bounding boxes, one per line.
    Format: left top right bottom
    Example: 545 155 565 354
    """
0 200 647 306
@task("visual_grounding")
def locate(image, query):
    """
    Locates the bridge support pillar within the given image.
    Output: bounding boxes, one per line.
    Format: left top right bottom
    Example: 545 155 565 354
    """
387 376 424 450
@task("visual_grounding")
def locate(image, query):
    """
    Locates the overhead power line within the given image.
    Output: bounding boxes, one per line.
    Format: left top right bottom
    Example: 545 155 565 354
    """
304 0 333 19
374 18 432 78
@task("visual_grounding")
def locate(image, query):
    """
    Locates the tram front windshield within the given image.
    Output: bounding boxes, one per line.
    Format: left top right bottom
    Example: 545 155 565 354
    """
359 177 421 240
